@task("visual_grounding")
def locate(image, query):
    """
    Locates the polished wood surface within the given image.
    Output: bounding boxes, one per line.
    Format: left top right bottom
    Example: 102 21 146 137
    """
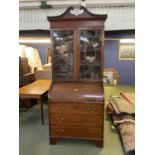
50 125 102 139
50 21 106 28
49 102 103 115
48 83 103 102
19 80 51 125
20 80 51 98
50 113 102 127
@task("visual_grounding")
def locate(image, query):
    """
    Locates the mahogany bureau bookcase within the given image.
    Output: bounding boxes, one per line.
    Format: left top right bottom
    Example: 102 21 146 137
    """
47 6 107 147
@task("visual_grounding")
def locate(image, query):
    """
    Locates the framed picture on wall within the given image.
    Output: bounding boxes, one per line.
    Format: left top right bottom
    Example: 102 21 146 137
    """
119 44 135 60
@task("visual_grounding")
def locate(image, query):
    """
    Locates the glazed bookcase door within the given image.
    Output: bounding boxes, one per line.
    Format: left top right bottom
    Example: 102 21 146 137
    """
51 30 75 81
79 29 103 81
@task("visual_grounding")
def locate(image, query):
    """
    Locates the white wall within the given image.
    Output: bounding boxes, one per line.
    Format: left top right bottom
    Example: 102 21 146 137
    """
19 5 135 31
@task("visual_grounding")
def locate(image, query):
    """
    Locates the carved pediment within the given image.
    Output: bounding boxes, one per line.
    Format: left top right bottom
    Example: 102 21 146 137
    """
47 6 107 21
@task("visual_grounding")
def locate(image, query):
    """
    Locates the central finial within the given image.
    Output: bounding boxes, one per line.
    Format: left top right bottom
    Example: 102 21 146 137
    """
70 7 84 16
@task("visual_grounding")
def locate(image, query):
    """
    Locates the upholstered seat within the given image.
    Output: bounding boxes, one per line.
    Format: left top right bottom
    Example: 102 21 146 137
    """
19 57 35 87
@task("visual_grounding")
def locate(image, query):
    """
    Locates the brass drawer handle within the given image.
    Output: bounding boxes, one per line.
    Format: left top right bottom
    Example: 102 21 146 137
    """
56 117 64 121
56 129 64 134
73 88 79 91
60 129 64 133
56 129 59 132
56 107 63 112
56 105 62 109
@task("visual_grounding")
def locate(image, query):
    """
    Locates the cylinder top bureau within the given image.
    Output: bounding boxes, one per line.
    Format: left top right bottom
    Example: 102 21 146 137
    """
47 6 107 147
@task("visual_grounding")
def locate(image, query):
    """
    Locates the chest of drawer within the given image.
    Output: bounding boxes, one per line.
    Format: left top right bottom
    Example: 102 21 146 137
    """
50 125 103 139
49 114 103 127
49 102 103 115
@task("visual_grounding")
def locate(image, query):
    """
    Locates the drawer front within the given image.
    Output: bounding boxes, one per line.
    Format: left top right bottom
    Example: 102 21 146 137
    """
50 125 103 139
49 102 103 115
50 114 103 126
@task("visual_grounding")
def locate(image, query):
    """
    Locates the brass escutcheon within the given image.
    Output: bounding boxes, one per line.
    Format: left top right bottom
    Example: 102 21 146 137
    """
73 88 79 91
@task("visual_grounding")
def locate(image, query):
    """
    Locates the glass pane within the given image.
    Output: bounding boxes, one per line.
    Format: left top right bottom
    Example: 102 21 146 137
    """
80 30 101 80
52 30 74 80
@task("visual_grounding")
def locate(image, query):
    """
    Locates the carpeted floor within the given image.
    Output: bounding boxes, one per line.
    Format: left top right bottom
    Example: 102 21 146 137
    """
19 85 134 155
